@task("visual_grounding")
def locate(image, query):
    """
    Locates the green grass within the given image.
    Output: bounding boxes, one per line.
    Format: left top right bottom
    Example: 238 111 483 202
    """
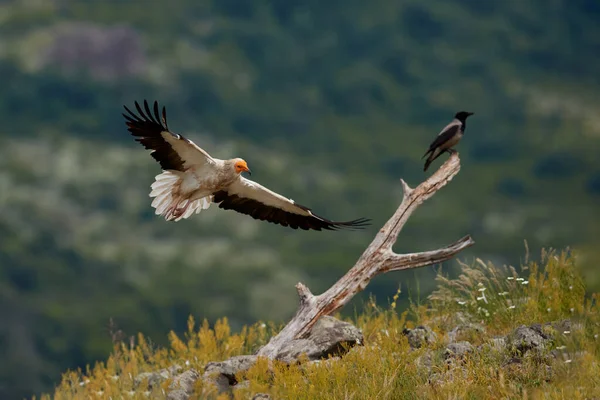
43 250 600 399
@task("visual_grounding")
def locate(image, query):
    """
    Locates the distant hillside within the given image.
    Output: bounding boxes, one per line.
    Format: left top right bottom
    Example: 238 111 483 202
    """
0 0 599 398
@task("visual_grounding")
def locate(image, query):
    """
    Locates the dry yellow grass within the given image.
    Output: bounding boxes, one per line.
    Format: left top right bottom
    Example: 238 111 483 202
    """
43 249 600 399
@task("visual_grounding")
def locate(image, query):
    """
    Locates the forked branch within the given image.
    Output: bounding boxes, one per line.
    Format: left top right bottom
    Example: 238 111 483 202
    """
257 153 475 358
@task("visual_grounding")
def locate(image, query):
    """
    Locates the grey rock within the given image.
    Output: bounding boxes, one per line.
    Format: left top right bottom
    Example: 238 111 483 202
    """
415 349 434 370
274 316 363 363
444 341 473 359
203 355 263 394
252 394 271 400
166 369 200 400
402 325 437 349
233 380 250 391
204 355 259 380
489 336 507 351
507 325 552 355
200 316 362 395
134 364 182 389
478 336 507 354
167 389 191 400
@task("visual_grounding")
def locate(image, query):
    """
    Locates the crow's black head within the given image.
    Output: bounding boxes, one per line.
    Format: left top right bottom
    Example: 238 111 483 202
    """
454 111 474 121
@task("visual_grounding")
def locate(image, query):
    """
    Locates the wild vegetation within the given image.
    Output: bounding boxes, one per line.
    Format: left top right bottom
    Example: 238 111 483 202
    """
1 0 599 398
43 250 600 399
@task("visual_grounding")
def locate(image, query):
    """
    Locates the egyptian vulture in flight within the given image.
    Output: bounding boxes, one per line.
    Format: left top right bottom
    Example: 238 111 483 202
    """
122 100 370 231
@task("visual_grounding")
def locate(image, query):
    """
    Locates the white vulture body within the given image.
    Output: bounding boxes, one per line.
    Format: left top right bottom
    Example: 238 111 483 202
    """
123 100 369 231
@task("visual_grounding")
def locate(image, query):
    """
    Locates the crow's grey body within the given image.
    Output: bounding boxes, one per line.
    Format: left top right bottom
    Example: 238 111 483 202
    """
423 111 473 171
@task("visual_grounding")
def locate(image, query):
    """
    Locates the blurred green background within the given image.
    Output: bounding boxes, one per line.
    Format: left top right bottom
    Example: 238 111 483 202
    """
0 0 599 398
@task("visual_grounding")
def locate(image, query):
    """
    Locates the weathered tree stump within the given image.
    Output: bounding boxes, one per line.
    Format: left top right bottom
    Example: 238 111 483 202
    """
257 153 475 358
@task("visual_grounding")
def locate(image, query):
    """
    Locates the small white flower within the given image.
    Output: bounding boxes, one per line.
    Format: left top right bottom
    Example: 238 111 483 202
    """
185 360 190 366
477 307 490 316
556 345 567 350
565 359 572 364
127 391 136 397
79 379 90 387
143 391 151 397
547 308 551 312
111 375 119 381
563 330 571 335
521 281 529 285
508 305 516 310
478 287 486 292
516 278 524 281
569 286 573 290
260 323 266 328
498 292 509 296
570 308 575 313
507 277 515 280
457 300 467 305
594 334 598 339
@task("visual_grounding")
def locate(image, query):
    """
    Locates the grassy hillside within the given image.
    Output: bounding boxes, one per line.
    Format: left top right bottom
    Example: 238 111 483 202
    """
45 251 600 399
1 0 599 398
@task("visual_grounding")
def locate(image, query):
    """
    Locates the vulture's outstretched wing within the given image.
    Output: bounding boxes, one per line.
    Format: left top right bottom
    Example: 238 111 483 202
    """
213 177 370 231
123 100 214 171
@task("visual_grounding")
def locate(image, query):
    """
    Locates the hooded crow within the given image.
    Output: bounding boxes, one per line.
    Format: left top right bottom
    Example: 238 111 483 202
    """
423 111 474 171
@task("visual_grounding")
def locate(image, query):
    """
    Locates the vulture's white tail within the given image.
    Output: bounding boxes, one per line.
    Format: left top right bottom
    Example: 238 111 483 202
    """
149 171 212 222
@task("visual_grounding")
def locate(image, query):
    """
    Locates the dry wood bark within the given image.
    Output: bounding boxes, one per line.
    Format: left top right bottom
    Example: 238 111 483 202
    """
257 153 475 358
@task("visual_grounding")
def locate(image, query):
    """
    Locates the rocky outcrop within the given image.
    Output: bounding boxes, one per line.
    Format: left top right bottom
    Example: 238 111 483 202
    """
134 316 363 399
134 364 182 389
203 355 264 394
272 316 363 363
167 370 201 400
402 325 437 349
506 324 553 355
134 318 581 399
444 341 474 360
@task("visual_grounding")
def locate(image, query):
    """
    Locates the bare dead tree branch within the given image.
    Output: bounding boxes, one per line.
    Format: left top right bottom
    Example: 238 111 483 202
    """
257 153 475 358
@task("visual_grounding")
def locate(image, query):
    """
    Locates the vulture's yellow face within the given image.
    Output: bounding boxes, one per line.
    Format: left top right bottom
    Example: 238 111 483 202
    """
234 159 251 175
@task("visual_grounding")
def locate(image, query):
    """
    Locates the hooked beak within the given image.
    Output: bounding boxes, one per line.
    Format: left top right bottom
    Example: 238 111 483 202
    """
245 168 252 176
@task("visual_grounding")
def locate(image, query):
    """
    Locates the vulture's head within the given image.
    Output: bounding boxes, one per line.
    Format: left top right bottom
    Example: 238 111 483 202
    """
233 158 251 175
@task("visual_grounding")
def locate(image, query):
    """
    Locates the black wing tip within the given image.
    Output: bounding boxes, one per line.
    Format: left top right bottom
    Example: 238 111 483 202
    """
122 99 169 131
330 217 372 231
